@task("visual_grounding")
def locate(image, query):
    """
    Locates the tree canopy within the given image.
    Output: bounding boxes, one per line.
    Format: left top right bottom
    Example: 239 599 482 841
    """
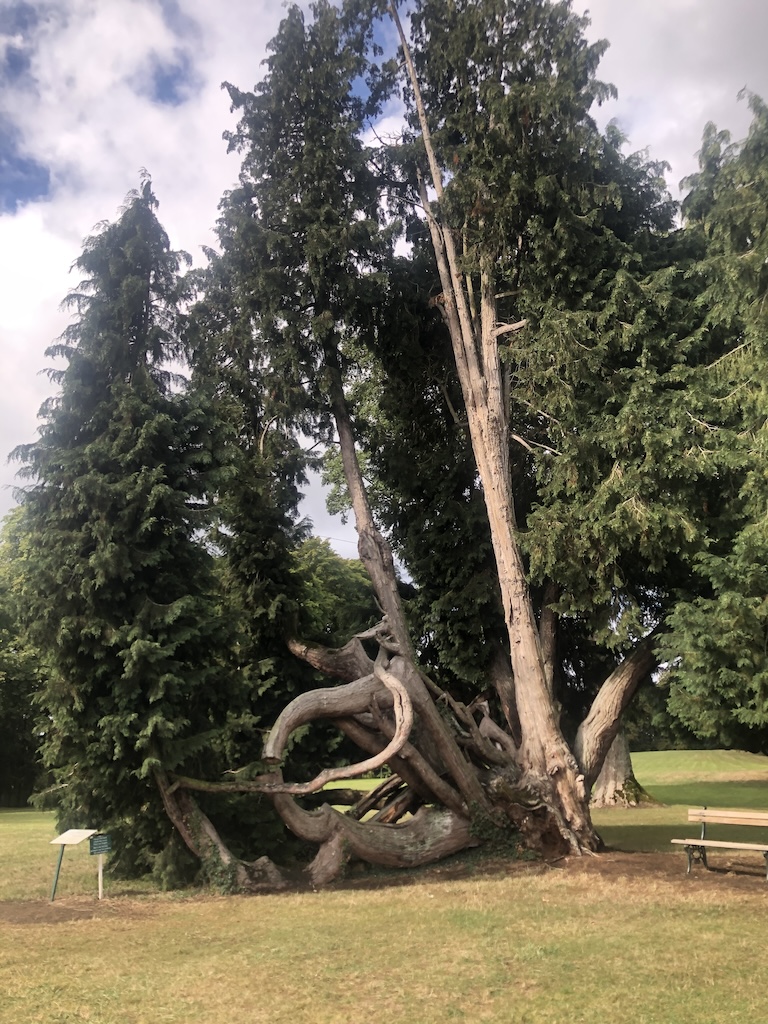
659 94 768 750
6 1 768 888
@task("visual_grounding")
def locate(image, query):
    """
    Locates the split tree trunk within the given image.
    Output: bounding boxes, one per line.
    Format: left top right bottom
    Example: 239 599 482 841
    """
162 9 663 885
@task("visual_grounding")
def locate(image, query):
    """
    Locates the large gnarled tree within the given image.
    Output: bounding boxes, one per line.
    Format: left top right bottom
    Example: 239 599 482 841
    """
16 0 746 889
166 0 699 881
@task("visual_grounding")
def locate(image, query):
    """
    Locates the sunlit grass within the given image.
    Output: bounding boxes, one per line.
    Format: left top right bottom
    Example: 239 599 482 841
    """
631 749 768 785
3 855 768 1024
4 751 768 1024
594 750 768 854
0 810 158 903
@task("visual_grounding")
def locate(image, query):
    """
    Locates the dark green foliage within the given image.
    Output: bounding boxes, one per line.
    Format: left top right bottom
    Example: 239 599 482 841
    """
323 257 507 689
218 0 394 440
331 0 698 693
10 0 768 879
621 679 708 753
10 181 238 877
0 527 41 806
294 537 380 647
660 95 768 749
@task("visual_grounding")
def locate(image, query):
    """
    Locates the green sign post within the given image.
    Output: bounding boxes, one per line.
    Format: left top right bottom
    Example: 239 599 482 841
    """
49 830 113 901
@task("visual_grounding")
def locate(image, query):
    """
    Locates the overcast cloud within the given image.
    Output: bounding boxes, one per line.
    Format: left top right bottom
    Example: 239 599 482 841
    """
1 0 766 553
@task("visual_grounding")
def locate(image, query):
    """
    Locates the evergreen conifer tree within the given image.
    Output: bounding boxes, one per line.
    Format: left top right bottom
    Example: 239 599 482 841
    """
661 96 768 748
11 181 235 879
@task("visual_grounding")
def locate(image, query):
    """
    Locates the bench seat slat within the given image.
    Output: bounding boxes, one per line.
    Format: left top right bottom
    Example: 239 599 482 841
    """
673 807 768 879
688 809 768 826
671 838 768 852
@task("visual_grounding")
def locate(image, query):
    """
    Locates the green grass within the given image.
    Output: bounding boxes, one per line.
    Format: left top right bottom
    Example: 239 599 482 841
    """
0 810 159 903
631 748 768 785
4 751 768 1024
2 869 768 1024
593 749 768 853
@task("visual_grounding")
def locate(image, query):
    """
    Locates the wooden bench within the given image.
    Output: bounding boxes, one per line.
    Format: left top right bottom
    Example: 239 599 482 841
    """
671 807 768 879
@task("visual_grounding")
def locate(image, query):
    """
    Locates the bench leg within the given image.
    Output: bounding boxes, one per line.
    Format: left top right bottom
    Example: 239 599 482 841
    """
764 853 768 881
684 845 708 874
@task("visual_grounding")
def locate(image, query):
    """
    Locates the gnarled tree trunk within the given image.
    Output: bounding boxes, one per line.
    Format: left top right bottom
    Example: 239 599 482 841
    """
388 2 607 852
153 3 665 889
590 731 654 808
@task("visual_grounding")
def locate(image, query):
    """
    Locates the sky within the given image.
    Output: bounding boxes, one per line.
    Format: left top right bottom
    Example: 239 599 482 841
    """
1 0 767 555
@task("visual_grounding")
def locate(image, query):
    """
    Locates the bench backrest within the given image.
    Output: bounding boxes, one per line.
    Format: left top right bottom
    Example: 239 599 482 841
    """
688 808 768 828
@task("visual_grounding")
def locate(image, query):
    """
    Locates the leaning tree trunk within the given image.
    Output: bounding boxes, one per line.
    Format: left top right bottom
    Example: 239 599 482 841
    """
154 768 286 891
389 3 599 851
589 731 654 808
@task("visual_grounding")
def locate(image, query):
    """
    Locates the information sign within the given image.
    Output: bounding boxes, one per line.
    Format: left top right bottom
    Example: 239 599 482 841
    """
50 829 97 846
49 830 98 901
89 834 112 855
49 829 112 901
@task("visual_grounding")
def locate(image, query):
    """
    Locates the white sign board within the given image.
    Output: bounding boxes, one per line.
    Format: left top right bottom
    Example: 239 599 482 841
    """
50 829 98 846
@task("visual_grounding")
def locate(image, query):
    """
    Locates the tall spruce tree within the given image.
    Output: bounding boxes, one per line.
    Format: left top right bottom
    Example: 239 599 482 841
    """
11 181 245 881
112 2 759 885
374 0 682 842
157 0 686 879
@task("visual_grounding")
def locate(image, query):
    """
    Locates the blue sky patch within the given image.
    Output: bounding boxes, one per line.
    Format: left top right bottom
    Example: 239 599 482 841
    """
150 53 195 106
1 0 37 84
3 43 31 81
158 0 200 40
0 1 38 36
0 117 50 213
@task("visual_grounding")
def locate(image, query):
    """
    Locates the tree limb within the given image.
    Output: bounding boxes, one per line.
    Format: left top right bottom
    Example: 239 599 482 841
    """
287 634 374 681
258 662 414 795
493 319 528 337
574 632 659 788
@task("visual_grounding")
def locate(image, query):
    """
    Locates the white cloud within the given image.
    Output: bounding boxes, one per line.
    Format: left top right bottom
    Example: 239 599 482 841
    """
0 0 292 519
571 0 768 194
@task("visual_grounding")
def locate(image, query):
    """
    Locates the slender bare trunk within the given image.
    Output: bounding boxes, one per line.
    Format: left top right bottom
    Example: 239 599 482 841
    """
323 346 411 652
574 634 657 789
389 2 595 850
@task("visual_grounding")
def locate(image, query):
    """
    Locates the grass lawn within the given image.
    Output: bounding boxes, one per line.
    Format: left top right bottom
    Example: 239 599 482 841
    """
3 750 768 1024
593 749 768 853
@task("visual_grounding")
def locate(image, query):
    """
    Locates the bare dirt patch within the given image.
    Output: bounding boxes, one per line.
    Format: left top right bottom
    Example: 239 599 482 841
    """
561 847 768 892
2 848 766 924
0 895 154 926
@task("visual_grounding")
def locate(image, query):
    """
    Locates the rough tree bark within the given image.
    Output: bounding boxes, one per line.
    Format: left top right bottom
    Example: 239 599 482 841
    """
154 768 286 891
573 633 658 791
589 731 653 808
162 8 662 885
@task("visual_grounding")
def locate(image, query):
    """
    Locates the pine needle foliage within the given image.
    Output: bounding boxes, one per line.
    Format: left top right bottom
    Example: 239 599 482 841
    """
660 95 768 749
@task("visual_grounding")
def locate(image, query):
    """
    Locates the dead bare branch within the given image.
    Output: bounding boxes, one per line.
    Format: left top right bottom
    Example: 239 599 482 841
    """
493 318 528 337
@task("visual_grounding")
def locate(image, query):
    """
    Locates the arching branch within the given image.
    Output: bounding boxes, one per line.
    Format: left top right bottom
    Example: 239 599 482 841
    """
257 651 414 796
287 634 374 682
